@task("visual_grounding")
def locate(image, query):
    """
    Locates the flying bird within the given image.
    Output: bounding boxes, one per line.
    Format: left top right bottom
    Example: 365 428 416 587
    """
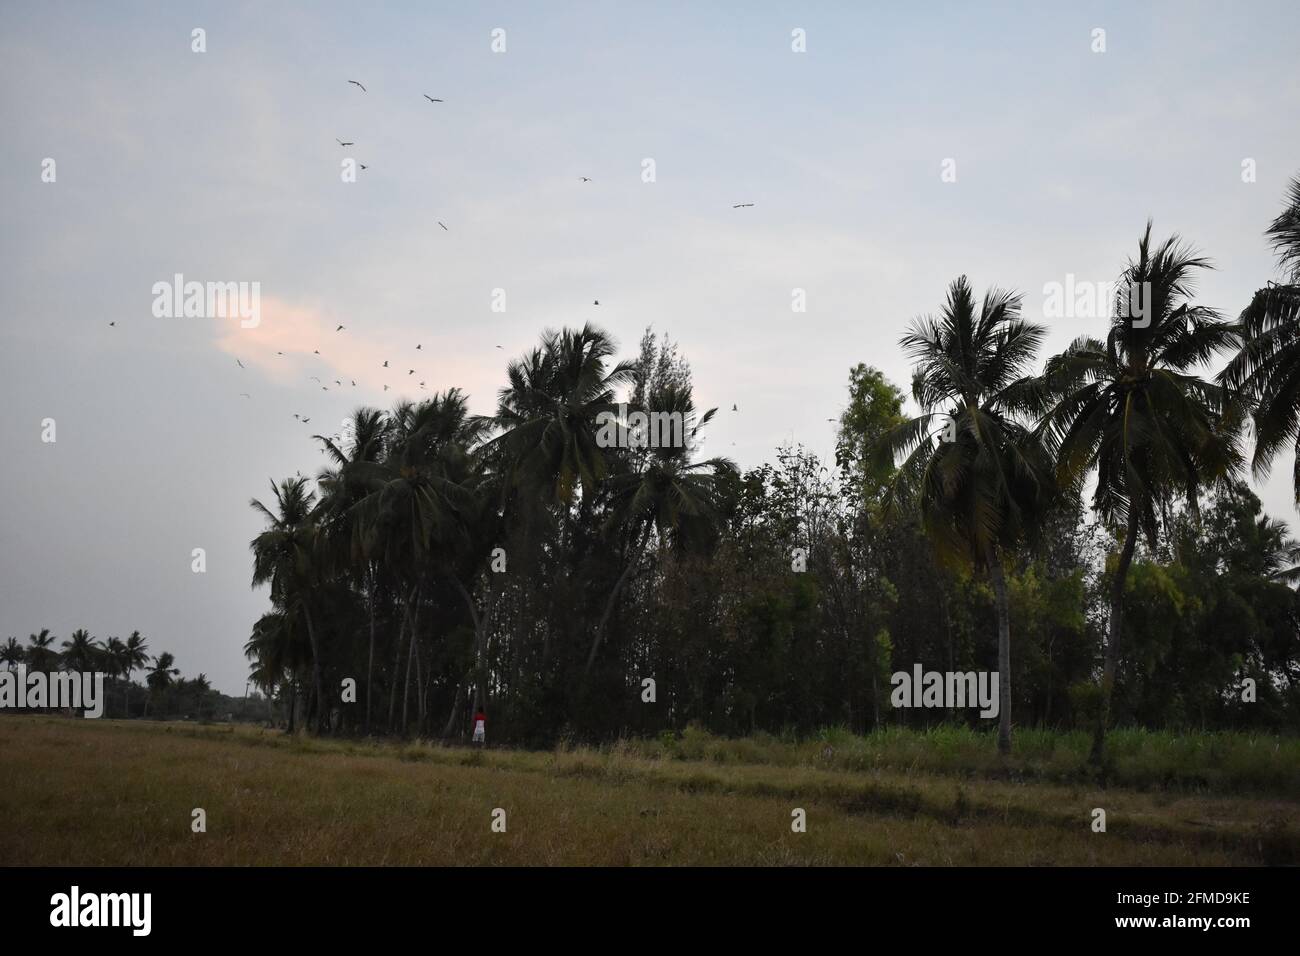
301 417 311 424
236 359 245 368
383 385 390 391
423 95 443 102
276 351 284 356
593 300 599 306
383 361 389 367
351 380 356 386
240 393 250 398
732 203 754 208
416 344 422 350
108 321 116 327
732 404 738 411
313 350 320 355
580 177 592 182
336 325 345 332
495 345 503 349
438 221 448 231
359 164 368 171
348 80 367 93
408 369 415 375
336 139 354 147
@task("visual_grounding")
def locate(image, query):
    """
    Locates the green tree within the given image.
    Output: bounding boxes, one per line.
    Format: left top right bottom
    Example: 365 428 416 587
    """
144 652 180 717
835 363 907 497
490 324 635 508
120 631 150 718
26 629 57 673
315 407 391 733
250 477 328 733
60 629 101 673
877 275 1052 754
1220 175 1300 502
1035 223 1243 764
1 637 23 670
586 382 736 674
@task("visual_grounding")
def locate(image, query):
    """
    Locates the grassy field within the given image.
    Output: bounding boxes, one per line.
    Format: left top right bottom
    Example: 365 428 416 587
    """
1 716 1296 865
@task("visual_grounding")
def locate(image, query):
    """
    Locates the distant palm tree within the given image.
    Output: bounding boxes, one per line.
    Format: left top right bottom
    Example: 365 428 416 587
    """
1 637 23 671
1220 175 1300 502
60 629 101 673
104 636 126 716
26 629 57 673
250 477 328 733
144 653 180 717
120 631 150 717
104 636 126 677
1035 223 1243 765
878 276 1052 755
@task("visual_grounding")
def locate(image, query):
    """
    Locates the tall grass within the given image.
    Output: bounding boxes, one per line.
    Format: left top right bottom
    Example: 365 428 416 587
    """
602 724 1300 795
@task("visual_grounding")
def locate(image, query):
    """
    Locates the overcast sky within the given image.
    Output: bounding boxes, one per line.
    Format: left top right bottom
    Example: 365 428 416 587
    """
2 1 1298 695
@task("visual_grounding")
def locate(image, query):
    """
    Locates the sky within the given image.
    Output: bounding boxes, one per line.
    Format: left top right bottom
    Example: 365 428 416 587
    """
2 1 1298 695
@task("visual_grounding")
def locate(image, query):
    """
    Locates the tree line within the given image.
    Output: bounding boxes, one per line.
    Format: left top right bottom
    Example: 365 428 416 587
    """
33 177 1300 763
242 176 1300 762
0 629 224 720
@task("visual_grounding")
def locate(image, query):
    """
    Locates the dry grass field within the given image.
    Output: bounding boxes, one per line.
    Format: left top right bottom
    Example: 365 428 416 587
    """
1 716 1295 866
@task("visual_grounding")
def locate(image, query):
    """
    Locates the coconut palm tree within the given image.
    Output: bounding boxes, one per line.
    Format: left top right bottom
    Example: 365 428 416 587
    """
104 636 126 714
585 383 736 674
349 394 487 734
489 324 636 508
60 629 101 673
120 631 149 717
1034 223 1243 765
1219 175 1300 501
245 608 303 730
876 275 1052 755
1 637 23 671
250 477 329 733
144 652 180 717
315 407 391 733
26 629 57 674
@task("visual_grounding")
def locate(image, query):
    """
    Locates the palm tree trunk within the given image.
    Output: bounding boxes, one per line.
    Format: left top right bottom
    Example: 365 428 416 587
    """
388 602 410 732
365 567 376 735
302 608 327 734
401 591 421 736
984 544 1012 756
585 528 646 676
413 628 426 735
1091 509 1140 766
451 576 493 713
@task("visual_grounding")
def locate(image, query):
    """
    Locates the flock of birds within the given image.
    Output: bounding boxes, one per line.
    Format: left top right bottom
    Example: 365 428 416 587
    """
111 79 759 452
